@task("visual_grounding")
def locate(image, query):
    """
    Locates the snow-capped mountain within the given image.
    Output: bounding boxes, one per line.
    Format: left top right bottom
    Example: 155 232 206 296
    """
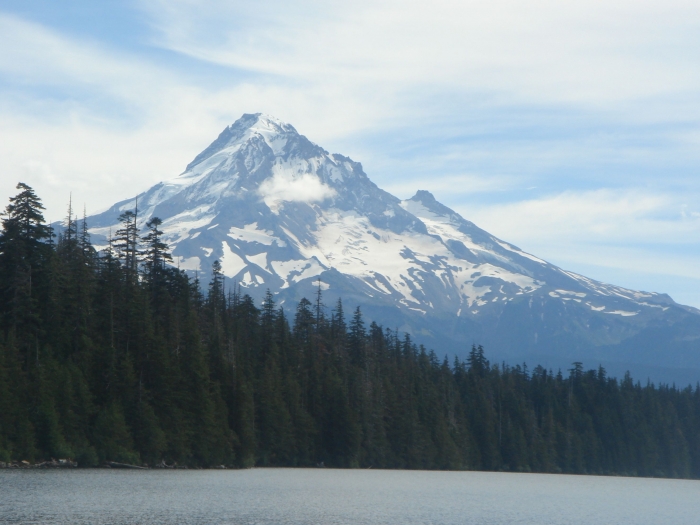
87 113 700 384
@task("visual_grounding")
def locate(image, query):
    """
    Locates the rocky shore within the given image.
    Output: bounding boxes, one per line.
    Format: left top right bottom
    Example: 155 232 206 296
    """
0 459 77 469
0 459 233 469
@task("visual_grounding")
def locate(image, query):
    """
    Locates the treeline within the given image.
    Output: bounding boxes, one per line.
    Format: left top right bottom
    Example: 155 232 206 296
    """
1 183 700 478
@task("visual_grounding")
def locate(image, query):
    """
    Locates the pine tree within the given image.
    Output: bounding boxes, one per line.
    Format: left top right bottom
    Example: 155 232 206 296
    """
113 207 141 279
0 183 52 362
142 217 172 284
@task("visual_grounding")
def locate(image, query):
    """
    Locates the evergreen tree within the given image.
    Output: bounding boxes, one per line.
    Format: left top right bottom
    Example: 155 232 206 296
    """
113 207 140 279
0 183 52 350
142 217 172 284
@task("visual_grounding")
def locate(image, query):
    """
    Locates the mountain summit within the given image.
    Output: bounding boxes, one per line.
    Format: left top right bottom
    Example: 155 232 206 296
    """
87 113 700 383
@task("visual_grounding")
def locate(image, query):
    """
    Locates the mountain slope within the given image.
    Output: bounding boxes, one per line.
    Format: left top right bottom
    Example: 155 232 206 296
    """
87 113 700 383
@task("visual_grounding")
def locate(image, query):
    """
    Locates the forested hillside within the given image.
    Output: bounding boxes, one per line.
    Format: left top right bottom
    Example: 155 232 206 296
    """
1 183 699 478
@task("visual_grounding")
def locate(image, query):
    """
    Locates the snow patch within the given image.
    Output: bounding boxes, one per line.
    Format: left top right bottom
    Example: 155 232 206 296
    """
220 242 247 277
366 278 393 295
271 259 325 288
153 206 215 245
555 289 587 298
494 240 547 264
247 252 268 270
175 256 201 271
638 301 669 310
228 223 286 246
605 310 639 317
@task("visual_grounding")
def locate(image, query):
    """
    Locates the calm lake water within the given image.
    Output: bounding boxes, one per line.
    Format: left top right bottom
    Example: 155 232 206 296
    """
1 468 699 524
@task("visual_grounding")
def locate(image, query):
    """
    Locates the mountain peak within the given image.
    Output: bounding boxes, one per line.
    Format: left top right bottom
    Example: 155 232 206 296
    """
185 113 298 171
235 113 298 138
406 189 457 219
411 190 437 204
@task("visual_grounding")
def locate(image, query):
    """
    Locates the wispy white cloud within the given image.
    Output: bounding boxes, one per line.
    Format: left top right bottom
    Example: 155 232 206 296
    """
464 189 694 243
259 172 336 210
456 188 700 301
142 0 700 110
0 13 167 105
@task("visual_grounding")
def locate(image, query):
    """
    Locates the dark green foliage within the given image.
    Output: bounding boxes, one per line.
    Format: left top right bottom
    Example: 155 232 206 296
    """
0 183 52 361
1 184 700 478
93 401 139 465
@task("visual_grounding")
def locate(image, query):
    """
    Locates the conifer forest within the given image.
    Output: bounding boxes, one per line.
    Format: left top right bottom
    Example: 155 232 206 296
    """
1 182 700 479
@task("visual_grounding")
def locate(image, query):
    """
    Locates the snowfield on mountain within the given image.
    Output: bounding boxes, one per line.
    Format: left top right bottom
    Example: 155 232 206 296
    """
86 114 700 384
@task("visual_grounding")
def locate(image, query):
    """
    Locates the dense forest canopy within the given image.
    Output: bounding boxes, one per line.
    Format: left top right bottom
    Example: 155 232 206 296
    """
1 182 699 478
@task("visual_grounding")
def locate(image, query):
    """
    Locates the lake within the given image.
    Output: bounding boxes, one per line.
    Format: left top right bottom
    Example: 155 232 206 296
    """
1 468 698 524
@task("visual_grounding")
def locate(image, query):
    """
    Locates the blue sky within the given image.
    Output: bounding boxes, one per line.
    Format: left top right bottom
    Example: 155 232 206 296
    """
0 0 699 307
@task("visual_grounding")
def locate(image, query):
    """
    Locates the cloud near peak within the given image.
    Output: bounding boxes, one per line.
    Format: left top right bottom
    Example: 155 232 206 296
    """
258 171 336 210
